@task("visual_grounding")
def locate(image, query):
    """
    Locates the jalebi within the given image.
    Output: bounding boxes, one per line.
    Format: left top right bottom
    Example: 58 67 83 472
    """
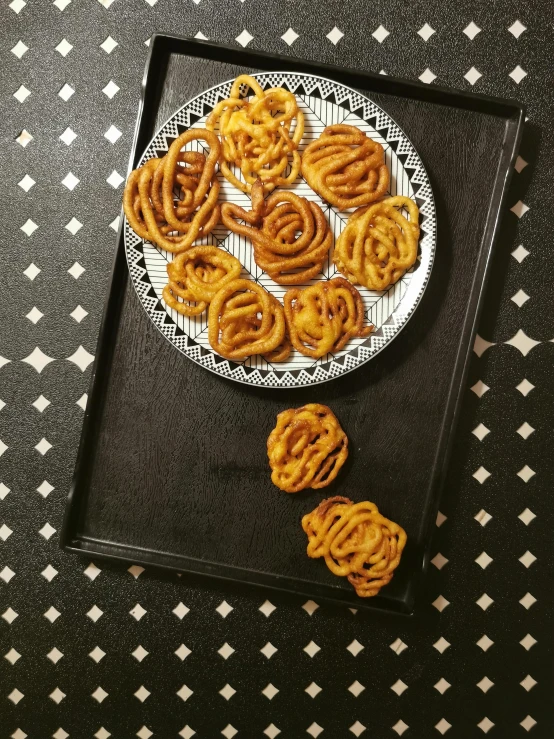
302 496 407 597
267 404 348 492
283 277 371 358
123 129 221 253
302 124 389 209
334 196 420 290
206 75 304 194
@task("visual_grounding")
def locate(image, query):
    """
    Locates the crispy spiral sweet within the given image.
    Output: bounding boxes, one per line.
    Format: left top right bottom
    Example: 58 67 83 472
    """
302 124 390 210
302 496 407 598
283 277 371 359
208 278 289 361
267 404 348 493
123 129 221 253
206 75 304 194
334 196 420 290
162 246 242 317
221 180 333 284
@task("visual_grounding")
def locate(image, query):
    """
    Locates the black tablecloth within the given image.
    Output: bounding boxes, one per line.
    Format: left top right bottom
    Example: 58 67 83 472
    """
1 1 551 737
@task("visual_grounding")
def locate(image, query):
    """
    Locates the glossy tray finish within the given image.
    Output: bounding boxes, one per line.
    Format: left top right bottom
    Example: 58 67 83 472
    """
60 35 524 614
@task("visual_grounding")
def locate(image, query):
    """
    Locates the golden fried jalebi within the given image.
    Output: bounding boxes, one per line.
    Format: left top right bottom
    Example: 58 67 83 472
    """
301 124 389 209
267 404 348 493
302 496 407 598
334 196 420 290
208 278 289 361
123 129 221 253
162 246 242 317
206 75 304 194
283 277 371 359
221 180 332 284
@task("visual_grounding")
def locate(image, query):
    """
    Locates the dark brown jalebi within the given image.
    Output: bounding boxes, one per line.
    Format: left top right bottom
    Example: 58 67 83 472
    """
283 277 371 359
334 196 420 290
302 124 390 210
123 129 221 253
267 404 348 493
162 246 242 317
206 75 304 194
208 278 289 361
302 496 407 598
220 179 332 284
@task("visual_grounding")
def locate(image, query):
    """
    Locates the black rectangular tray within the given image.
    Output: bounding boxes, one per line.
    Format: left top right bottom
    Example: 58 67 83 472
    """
60 34 524 614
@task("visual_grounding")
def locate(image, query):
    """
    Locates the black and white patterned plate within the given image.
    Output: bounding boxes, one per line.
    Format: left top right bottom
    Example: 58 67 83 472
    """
124 72 436 388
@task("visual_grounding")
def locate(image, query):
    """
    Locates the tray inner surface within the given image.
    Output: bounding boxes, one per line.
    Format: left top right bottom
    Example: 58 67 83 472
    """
68 52 511 611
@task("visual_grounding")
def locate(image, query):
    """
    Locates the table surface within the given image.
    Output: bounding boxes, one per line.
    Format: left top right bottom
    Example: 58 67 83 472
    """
1 1 552 738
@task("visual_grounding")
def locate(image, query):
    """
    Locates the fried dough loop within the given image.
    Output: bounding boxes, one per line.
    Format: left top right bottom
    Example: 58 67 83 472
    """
301 124 390 209
206 74 304 194
302 496 407 597
123 129 221 253
162 246 242 317
283 277 372 359
208 278 289 361
334 196 420 290
267 404 348 493
221 179 333 284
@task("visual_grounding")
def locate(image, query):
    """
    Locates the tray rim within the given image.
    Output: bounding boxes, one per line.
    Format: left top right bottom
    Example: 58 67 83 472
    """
60 34 525 615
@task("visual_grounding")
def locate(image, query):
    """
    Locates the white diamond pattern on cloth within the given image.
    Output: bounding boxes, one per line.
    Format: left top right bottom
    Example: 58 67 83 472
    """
0 5 548 737
127 74 436 388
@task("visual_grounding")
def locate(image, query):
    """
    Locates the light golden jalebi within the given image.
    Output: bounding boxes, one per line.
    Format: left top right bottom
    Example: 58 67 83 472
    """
334 196 420 290
302 496 407 598
206 75 304 194
221 179 332 284
302 124 390 209
283 277 371 359
208 278 289 361
162 246 242 317
123 129 221 253
267 404 348 493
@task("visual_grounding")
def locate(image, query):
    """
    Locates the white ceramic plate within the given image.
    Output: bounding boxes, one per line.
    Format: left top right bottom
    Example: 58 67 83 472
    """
124 72 436 388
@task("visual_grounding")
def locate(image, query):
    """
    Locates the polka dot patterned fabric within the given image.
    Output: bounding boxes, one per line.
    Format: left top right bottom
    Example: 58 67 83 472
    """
1 1 551 736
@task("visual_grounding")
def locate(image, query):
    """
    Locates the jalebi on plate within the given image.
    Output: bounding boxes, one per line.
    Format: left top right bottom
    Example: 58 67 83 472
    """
208 278 290 362
206 74 304 194
302 124 389 209
221 179 332 284
123 129 221 253
162 245 242 317
334 196 420 290
283 277 371 359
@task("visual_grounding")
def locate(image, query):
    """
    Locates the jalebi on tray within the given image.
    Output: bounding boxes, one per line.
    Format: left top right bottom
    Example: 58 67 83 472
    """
302 496 407 597
267 404 348 492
